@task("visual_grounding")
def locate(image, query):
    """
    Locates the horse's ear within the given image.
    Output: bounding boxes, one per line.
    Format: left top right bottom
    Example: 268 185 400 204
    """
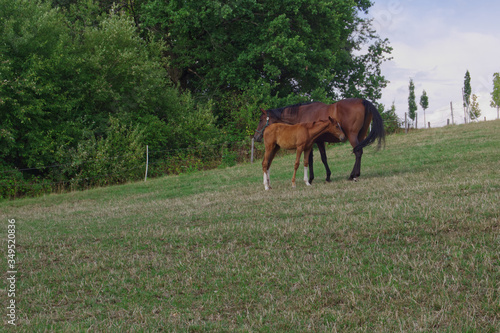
260 108 266 114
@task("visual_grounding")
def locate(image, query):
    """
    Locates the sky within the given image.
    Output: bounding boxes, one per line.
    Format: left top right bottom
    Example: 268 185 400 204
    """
366 0 500 127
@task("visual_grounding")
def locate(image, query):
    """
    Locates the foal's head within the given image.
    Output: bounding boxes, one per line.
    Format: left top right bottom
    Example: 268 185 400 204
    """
327 117 346 142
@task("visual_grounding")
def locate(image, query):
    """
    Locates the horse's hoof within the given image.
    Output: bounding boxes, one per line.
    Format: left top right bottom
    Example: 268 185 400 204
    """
305 182 311 186
352 177 358 182
325 179 332 183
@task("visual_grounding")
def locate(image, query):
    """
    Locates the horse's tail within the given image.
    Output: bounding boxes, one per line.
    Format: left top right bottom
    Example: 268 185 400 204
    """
353 100 386 153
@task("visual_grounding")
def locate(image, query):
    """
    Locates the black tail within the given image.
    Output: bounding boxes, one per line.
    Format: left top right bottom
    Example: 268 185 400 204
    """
353 100 386 153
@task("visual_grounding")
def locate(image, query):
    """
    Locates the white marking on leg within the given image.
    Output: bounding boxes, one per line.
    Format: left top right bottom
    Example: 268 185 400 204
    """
304 166 308 183
263 170 271 190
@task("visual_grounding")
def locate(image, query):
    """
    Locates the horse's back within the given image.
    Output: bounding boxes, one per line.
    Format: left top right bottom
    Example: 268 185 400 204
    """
265 123 307 150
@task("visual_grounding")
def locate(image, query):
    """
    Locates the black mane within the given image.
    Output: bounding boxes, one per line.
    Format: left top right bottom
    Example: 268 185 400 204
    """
266 101 316 119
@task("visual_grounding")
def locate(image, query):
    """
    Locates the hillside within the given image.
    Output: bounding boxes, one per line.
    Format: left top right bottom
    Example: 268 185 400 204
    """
1 120 499 331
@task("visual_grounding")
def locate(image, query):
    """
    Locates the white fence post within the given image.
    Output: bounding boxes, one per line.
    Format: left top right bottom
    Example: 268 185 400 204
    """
144 145 149 182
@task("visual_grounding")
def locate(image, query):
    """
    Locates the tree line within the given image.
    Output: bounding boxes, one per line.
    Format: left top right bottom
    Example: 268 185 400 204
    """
406 70 500 128
0 0 393 198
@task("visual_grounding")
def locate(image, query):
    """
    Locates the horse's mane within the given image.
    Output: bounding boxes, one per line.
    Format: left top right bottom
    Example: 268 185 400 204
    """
267 102 316 120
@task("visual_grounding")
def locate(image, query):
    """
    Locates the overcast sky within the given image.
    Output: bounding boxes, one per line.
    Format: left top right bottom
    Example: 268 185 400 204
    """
367 0 500 127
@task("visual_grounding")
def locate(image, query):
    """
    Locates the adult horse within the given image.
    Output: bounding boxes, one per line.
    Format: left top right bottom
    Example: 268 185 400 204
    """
254 98 385 183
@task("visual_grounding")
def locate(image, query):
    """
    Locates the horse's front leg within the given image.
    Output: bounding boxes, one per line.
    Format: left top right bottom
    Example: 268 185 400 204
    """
308 145 315 184
316 141 331 182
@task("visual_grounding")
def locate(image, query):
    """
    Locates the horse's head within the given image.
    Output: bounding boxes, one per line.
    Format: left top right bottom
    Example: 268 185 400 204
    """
328 116 346 142
254 108 272 142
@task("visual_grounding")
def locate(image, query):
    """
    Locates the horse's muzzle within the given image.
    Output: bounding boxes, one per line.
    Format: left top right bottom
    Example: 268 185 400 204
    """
253 133 263 142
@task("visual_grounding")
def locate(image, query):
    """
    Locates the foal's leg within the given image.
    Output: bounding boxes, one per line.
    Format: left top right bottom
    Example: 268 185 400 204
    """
267 145 280 189
262 144 274 190
303 148 312 186
262 145 279 190
292 147 303 188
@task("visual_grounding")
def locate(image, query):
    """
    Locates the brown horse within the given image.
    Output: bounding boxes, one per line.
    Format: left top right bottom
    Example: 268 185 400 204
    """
254 98 385 183
262 116 346 190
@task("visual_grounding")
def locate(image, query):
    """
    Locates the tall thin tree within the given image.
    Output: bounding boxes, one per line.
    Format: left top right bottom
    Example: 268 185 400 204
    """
491 72 500 119
463 70 472 123
408 78 417 127
420 90 429 128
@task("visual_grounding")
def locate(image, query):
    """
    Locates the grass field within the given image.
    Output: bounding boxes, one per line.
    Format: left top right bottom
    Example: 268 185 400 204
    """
1 120 499 332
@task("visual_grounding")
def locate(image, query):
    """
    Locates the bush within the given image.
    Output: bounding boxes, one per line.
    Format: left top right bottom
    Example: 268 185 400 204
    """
57 117 145 189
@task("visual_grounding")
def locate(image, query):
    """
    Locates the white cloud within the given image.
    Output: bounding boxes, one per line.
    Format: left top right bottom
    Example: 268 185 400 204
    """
370 0 500 126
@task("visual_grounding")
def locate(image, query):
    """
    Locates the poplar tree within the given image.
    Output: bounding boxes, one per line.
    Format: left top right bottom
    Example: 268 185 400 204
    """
463 70 472 122
420 90 429 128
408 79 417 124
491 72 500 119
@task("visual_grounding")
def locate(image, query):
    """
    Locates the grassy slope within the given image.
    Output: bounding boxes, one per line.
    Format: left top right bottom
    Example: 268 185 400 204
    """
1 121 499 332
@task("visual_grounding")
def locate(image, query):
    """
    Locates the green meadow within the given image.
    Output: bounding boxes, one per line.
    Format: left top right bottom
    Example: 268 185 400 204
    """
1 120 499 332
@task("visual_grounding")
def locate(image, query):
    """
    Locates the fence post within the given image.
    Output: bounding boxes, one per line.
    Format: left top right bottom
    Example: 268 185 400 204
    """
447 119 450 126
144 145 149 182
251 138 254 164
428 122 431 129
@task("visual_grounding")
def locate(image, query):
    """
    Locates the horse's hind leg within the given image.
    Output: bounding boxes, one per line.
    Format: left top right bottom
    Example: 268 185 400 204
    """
350 148 362 181
348 134 362 181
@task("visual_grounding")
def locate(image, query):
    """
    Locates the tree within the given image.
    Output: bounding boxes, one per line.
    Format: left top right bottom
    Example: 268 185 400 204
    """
408 79 417 125
463 70 472 123
0 0 216 171
380 102 401 134
419 90 429 128
491 72 500 119
142 0 392 124
470 94 481 121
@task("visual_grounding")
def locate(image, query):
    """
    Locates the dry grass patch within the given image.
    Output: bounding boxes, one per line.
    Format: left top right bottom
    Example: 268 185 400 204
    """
1 121 499 332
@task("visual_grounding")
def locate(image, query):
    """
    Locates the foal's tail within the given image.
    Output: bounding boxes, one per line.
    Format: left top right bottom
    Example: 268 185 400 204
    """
353 100 386 153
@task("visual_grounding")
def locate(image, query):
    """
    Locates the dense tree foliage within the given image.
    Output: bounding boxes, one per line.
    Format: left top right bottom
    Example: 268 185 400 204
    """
379 102 401 134
142 0 391 126
0 0 392 197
